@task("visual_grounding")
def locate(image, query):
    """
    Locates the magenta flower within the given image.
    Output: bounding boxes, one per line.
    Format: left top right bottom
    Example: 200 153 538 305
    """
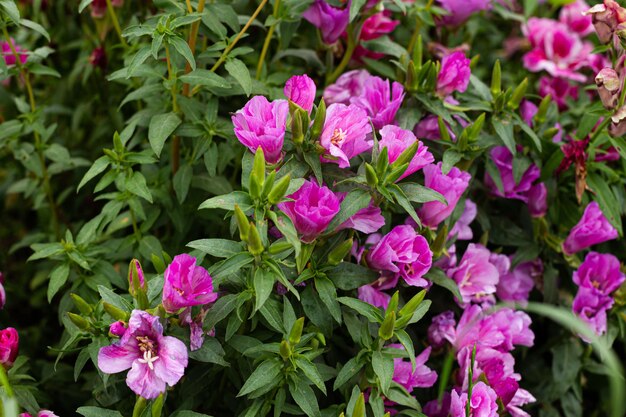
350 76 405 129
572 287 613 338
352 11 400 60
520 100 538 126
109 321 127 337
449 382 498 417
379 125 434 180
490 309 535 351
538 76 579 111
284 74 316 113
448 244 500 305
562 201 619 255
319 103 373 168
0 327 18 367
278 179 340 242
414 114 456 141
390 344 437 391
366 225 433 287
90 0 107 18
1 39 27 66
449 199 477 241
20 411 59 417
436 51 471 97
0 272 5 310
302 0 349 44
417 163 471 228
436 0 492 26
162 254 217 313
357 284 391 309
522 18 595 82
336 193 385 234
128 258 145 297
484 146 540 203
428 311 457 349
434 243 457 271
507 389 537 417
560 0 594 36
323 70 370 106
98 310 188 399
527 183 548 218
573 252 625 295
232 96 289 164
496 258 541 304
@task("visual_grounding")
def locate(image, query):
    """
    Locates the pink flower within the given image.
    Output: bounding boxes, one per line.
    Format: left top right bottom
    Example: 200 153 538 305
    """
232 96 289 164
109 321 127 337
0 272 5 310
572 286 613 337
128 258 145 297
449 382 498 417
437 52 471 97
507 389 537 417
360 11 400 41
559 0 594 36
484 146 540 203
573 252 625 295
319 103 373 168
434 243 457 271
278 179 340 242
0 327 19 367
323 70 370 106
496 259 541 304
527 183 548 217
562 201 619 255
520 100 538 126
522 18 595 82
428 311 457 348
162 254 217 313
1 39 28 66
490 309 535 350
90 0 107 18
336 193 385 234
538 76 579 111
350 76 405 129
436 0 492 26
417 163 471 228
284 74 316 112
423 393 451 417
98 310 188 399
303 0 349 44
366 225 433 287
414 114 456 141
448 244 499 305
378 125 434 180
449 199 477 241
390 344 438 391
358 284 391 309
20 411 60 417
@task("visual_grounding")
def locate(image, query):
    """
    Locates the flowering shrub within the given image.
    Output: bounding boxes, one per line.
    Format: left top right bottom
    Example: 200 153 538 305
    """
0 0 626 417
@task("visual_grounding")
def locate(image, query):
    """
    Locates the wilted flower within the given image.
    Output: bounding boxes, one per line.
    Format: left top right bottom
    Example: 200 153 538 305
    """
232 96 289 164
350 75 404 129
0 327 19 367
162 254 217 313
436 0 492 26
319 103 373 168
449 382 499 417
366 225 433 287
573 252 625 295
436 51 471 97
284 74 316 112
595 67 620 109
378 125 434 180
89 46 107 70
559 0 594 36
583 0 626 44
323 69 370 105
302 0 349 44
562 201 619 255
417 163 471 228
449 199 477 241
278 179 340 242
448 244 500 305
98 310 188 399
484 146 540 203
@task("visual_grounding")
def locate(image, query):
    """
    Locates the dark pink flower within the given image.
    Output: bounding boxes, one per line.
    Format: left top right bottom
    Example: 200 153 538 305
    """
389 344 437 391
0 327 18 367
350 75 404 129
538 76 579 111
449 382 498 417
278 179 340 242
559 0 594 36
1 39 28 66
162 254 217 313
507 389 537 417
449 199 477 241
417 163 471 228
303 0 349 44
562 201 618 255
436 0 492 26
98 310 188 399
90 0 107 18
319 103 373 168
109 321 127 337
284 74 316 112
484 146 540 203
527 183 548 218
20 411 59 417
573 252 625 295
428 311 456 348
436 51 471 97
448 244 500 305
379 125 434 180
482 357 519 405
357 284 391 309
336 193 385 234
232 96 289 164
89 46 107 70
360 11 399 41
323 70 370 106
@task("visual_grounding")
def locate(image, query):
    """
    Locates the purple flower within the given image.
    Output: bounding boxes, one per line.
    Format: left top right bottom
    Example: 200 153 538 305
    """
323 70 370 106
303 0 349 44
98 310 188 399
284 74 316 112
336 193 385 234
378 125 434 180
437 51 471 97
417 163 471 228
449 199 477 240
232 96 289 164
574 252 625 295
110 321 127 337
496 259 541 304
428 311 457 348
390 344 438 391
366 225 433 287
414 114 456 141
436 0 492 26
319 103 373 168
162 254 217 313
572 286 613 338
278 179 340 242
562 201 619 255
449 382 498 417
448 244 500 305
560 0 594 36
350 76 405 129
527 183 548 217
0 327 19 367
434 243 457 271
180 307 209 351
484 146 540 203
357 284 391 309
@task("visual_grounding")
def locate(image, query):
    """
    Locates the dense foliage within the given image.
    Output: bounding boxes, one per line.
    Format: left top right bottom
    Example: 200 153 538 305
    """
1 0 626 416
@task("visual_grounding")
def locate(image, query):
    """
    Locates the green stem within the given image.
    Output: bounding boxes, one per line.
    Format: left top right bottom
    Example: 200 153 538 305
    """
255 0 281 80
407 16 421 55
590 116 612 142
326 28 357 84
182 0 207 96
105 0 128 47
0 365 14 398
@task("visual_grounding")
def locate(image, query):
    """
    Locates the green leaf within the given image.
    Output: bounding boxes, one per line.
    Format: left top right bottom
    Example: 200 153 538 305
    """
492 117 516 154
372 351 394 395
78 0 94 12
238 358 283 397
333 356 364 390
268 210 301 257
209 253 254 281
28 243 64 261
326 263 378 290
173 164 193 203
189 338 229 366
425 268 462 301
295 357 327 394
199 191 252 211
387 184 421 227
314 276 341 323
169 36 196 70
148 113 181 158
225 58 252 96
125 171 153 203
187 239 243 258
179 69 230 89
254 268 276 312
326 189 371 231
349 0 367 22
78 156 110 191
98 285 133 312
204 294 240 330
586 172 623 234
337 297 383 323
171 411 214 417
394 330 416 371
77 407 123 417
201 10 228 38
20 19 50 41
399 183 447 204
0 0 20 23
288 378 321 417
48 263 70 302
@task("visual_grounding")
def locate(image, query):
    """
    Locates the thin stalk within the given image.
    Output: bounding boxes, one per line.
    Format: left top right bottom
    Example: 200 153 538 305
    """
3 28 60 238
129 206 141 240
165 43 181 173
105 0 128 47
590 116 612 142
326 27 356 84
182 0 207 96
0 365 13 397
256 0 281 79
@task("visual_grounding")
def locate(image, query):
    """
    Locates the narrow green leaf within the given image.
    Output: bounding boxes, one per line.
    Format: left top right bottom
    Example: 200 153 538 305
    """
238 359 283 397
169 36 196 70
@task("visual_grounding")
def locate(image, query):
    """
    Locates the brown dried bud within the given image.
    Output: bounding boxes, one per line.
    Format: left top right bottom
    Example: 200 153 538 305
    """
595 68 620 109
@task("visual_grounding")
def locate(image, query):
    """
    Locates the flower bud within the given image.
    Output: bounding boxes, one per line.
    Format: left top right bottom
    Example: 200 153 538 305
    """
279 340 292 360
398 290 426 318
596 68 621 110
378 310 396 340
353 393 366 417
103 302 130 322
288 317 305 345
310 99 326 141
386 291 399 315
610 105 626 137
0 327 19 367
535 94 552 125
70 293 93 315
490 59 501 97
268 174 291 205
508 78 528 110
234 205 250 241
127 259 145 298
328 238 354 265
247 222 265 256
249 148 266 199
291 106 305 145
67 313 91 331
109 321 127 337
365 163 379 188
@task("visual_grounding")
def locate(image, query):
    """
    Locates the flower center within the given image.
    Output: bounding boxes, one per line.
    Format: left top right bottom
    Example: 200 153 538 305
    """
173 286 185 296
136 336 159 370
330 128 348 146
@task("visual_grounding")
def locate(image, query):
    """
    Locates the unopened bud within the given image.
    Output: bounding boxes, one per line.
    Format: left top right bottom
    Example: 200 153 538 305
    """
268 174 291 205
279 340 292 360
288 317 305 345
378 310 396 340
490 60 501 97
365 163 378 188
310 99 326 141
596 68 620 110
328 239 353 265
70 293 93 315
234 205 250 241
67 312 91 331
103 302 130 321
247 222 265 256
128 259 145 298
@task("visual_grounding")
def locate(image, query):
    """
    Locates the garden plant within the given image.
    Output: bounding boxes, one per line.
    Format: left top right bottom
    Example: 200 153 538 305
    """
1 0 626 416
